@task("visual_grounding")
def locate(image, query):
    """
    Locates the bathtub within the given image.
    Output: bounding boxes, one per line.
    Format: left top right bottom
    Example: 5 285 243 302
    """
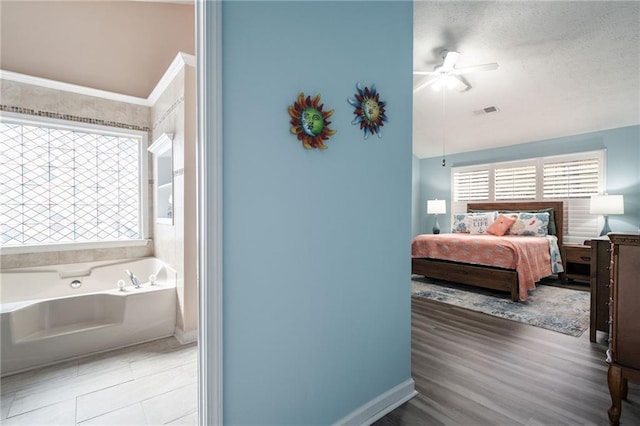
0 257 176 376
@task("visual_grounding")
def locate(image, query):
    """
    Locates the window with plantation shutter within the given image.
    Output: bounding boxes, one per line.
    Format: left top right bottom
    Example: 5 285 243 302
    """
543 158 599 198
453 169 489 201
452 168 489 219
495 165 536 200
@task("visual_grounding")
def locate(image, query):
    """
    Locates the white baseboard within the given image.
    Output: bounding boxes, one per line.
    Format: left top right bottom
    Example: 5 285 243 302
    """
334 378 418 426
174 327 198 344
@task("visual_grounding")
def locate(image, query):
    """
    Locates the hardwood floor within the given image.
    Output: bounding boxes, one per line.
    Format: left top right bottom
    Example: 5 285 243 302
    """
375 297 640 426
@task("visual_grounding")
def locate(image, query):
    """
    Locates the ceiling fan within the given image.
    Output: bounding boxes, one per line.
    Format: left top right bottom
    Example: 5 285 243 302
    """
413 50 498 93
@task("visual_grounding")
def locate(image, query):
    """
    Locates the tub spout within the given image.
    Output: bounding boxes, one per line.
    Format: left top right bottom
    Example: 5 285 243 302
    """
125 269 142 288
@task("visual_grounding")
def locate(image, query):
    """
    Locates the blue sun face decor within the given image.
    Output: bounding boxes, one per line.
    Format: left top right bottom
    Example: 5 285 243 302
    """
347 83 388 139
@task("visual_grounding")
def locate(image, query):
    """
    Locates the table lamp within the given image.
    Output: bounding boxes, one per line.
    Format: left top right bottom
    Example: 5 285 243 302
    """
590 194 624 236
427 199 446 234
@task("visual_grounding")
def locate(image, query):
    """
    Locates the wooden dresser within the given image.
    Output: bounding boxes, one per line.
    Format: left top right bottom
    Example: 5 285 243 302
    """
606 233 640 425
590 236 611 342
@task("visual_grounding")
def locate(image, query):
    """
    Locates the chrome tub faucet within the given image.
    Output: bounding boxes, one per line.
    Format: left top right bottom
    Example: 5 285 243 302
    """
125 269 142 288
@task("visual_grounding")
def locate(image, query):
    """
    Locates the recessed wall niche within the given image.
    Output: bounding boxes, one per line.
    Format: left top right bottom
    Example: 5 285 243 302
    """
148 132 174 225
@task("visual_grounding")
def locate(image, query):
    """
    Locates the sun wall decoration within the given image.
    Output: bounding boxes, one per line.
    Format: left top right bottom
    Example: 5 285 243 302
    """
348 83 387 139
288 92 336 150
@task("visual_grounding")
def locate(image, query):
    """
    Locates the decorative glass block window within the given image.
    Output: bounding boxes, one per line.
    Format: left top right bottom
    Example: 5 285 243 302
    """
0 114 147 247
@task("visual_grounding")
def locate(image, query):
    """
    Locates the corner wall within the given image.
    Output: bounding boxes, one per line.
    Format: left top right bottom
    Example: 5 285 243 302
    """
150 59 198 340
218 1 414 423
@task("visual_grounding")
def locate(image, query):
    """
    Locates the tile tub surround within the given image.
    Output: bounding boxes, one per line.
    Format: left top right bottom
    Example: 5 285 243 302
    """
0 240 154 270
1 257 177 375
0 337 197 425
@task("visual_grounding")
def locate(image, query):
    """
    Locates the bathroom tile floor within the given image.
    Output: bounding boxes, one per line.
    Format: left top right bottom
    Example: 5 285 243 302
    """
0 337 197 425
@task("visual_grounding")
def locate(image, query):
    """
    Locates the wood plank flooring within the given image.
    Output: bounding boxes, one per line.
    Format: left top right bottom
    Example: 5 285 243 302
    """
375 296 640 426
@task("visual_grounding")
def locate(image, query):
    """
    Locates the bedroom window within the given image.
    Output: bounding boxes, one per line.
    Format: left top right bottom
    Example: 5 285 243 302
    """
494 165 536 200
453 168 489 201
0 113 148 250
543 157 600 198
451 150 605 242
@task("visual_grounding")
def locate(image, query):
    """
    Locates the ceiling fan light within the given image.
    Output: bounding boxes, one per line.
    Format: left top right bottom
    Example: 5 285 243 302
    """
431 75 456 91
445 76 457 90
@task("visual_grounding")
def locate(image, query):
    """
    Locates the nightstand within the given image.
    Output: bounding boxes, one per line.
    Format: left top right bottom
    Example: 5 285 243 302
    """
562 243 591 282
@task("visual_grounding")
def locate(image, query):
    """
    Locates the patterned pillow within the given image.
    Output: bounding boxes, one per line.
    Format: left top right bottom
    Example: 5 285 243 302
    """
467 212 498 234
509 212 550 236
452 213 470 233
487 213 518 236
452 212 499 234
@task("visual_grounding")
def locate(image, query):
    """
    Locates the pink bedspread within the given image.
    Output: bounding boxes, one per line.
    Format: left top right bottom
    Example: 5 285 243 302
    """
411 233 553 301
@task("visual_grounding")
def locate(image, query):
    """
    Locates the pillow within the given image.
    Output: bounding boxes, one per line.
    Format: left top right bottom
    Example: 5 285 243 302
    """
487 213 517 236
452 213 470 233
509 212 550 236
469 207 557 236
467 211 498 234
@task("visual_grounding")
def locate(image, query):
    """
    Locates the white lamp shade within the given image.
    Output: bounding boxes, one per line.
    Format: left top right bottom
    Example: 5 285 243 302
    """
590 194 624 215
427 199 446 214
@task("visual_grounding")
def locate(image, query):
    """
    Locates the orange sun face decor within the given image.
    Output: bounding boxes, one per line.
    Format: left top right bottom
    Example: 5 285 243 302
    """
288 92 336 150
348 83 387 139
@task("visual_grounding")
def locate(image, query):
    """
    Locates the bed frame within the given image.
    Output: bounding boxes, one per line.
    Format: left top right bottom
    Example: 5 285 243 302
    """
412 201 564 302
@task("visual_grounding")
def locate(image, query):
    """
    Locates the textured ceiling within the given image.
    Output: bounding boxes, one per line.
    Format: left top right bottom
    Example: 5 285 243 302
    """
413 1 640 159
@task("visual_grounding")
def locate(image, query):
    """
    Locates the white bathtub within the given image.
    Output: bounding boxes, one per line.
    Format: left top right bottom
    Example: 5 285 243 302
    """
0 257 177 376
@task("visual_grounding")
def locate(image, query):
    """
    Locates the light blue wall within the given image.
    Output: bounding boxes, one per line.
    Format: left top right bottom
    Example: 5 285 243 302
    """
411 154 421 237
415 125 640 236
221 1 413 424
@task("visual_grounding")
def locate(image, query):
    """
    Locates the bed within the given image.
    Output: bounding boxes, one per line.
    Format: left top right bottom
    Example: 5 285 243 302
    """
411 201 564 302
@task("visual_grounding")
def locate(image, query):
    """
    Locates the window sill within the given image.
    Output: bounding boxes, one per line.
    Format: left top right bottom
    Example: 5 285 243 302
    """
0 239 151 255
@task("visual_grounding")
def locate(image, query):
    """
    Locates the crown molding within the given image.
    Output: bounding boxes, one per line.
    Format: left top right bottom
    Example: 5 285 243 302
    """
0 52 196 108
148 132 174 154
0 70 149 106
147 52 196 106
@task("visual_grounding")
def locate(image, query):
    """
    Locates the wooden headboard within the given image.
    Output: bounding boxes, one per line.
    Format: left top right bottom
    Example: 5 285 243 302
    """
467 201 564 247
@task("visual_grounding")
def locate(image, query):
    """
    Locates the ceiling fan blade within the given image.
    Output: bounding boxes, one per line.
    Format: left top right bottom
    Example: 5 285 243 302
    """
441 51 460 71
413 77 438 93
413 70 439 76
452 62 499 75
453 75 471 91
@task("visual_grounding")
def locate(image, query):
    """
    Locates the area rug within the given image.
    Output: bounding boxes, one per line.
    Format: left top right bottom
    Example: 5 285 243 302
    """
411 276 590 337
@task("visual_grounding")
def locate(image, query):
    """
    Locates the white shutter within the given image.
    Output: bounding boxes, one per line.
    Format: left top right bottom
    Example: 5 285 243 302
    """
563 198 599 244
543 158 600 198
453 169 489 201
494 165 536 200
543 157 601 242
451 169 489 225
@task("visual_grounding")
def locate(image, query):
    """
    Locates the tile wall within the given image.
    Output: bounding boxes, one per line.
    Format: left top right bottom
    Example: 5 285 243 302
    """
150 61 198 339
